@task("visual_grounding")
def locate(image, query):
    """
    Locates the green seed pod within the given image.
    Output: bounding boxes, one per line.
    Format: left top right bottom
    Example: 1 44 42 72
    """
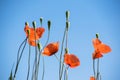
65 48 69 53
25 22 29 26
66 21 70 31
32 21 36 29
40 17 43 26
48 20 51 30
66 10 70 21
96 33 99 38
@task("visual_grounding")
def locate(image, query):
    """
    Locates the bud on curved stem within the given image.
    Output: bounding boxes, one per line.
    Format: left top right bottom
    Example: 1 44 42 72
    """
66 11 70 21
40 17 43 26
66 21 70 31
27 30 30 36
25 22 29 26
96 33 99 38
65 48 69 53
37 43 41 50
32 21 36 29
48 20 51 31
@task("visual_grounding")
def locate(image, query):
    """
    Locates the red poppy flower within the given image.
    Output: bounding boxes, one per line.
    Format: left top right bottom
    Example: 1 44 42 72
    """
24 25 45 41
97 43 111 54
92 49 103 59
28 40 37 46
42 42 59 56
92 38 101 50
64 54 80 68
92 38 111 59
90 76 96 80
24 25 45 46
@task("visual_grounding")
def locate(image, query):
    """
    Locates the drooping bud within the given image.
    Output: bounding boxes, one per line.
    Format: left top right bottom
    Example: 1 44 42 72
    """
65 48 69 53
66 10 70 21
37 43 41 50
25 22 29 26
96 33 99 38
32 21 36 29
66 21 70 31
40 17 43 26
27 29 30 37
48 20 51 31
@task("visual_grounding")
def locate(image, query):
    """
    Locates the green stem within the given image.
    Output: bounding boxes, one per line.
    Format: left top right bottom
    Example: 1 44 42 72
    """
17 38 27 64
59 27 67 80
42 56 45 80
36 29 50 80
13 38 27 79
64 66 69 80
97 59 100 80
93 59 96 79
27 45 31 80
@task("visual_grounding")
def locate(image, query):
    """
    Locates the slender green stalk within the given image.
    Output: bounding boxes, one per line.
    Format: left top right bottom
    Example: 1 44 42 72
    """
31 21 38 80
59 27 67 80
97 59 100 80
54 54 65 66
93 59 96 79
17 38 27 63
27 45 31 80
42 56 45 80
36 46 42 79
64 66 69 80
66 30 68 50
13 38 27 79
36 25 50 80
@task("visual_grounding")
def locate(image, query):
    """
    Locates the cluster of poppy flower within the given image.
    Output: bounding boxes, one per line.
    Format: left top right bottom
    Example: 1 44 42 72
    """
9 11 111 80
90 34 111 80
24 19 80 68
9 11 80 80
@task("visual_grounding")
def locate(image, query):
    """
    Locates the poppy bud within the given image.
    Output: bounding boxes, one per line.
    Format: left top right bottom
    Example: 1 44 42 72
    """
25 22 29 26
27 30 30 36
32 21 36 29
37 43 42 50
66 21 70 31
66 10 70 21
48 20 51 31
40 17 43 26
96 33 99 38
65 48 69 53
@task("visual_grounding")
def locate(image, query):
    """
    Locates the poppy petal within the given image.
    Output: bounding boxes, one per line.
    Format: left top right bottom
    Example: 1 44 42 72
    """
98 43 111 54
64 54 80 68
92 38 101 49
24 26 45 41
90 76 96 80
42 42 59 56
92 50 103 59
36 27 45 39
28 40 37 46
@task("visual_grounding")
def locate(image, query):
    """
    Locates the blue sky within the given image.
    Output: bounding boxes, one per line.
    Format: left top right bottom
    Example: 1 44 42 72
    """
0 0 120 80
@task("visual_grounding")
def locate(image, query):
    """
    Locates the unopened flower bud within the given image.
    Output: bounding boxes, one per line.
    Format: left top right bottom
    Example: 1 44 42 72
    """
40 17 43 26
25 22 29 26
96 33 99 38
66 21 70 31
32 21 36 29
48 20 51 30
66 10 70 21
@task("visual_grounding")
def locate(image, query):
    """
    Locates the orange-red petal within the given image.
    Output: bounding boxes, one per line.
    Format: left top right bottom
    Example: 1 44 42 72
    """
28 40 37 46
92 49 103 59
36 27 45 39
24 26 45 41
64 54 80 68
92 38 101 49
97 43 111 54
90 76 96 80
42 42 59 56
